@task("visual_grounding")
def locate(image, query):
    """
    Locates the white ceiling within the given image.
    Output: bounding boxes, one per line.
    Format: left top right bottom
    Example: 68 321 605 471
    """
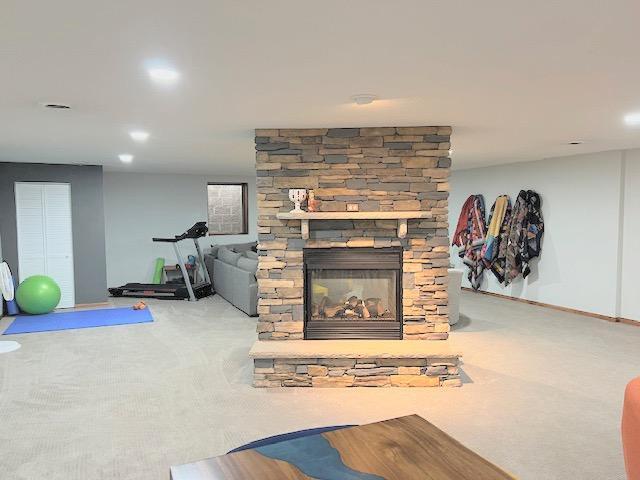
2 1 640 175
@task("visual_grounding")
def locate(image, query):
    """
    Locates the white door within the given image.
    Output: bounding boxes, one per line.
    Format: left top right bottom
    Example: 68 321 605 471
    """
15 182 75 308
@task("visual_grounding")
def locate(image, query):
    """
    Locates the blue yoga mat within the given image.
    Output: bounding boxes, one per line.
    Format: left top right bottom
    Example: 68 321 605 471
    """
2 307 154 335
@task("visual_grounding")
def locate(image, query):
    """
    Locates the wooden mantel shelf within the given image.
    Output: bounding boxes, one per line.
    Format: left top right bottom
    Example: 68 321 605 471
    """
276 211 431 239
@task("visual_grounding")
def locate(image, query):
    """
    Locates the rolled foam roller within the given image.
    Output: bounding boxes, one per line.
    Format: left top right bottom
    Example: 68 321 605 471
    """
152 258 165 284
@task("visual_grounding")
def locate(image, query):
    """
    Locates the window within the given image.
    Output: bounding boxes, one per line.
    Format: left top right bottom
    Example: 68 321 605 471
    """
207 183 248 235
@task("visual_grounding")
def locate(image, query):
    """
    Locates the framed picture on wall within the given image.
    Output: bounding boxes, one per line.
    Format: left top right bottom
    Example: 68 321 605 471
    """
207 183 248 235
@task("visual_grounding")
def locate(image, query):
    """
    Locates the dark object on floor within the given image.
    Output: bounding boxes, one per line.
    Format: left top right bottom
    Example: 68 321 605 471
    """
109 222 213 301
3 307 153 334
170 415 515 480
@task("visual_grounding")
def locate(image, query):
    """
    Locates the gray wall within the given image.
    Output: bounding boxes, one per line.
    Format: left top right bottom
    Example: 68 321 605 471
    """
449 150 623 318
103 172 257 287
0 163 108 304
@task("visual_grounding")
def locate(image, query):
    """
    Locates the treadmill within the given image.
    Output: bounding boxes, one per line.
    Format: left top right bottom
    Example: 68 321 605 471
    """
108 222 214 301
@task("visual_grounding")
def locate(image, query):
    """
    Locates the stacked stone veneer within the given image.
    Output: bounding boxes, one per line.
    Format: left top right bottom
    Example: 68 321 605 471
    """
254 357 461 388
255 126 451 343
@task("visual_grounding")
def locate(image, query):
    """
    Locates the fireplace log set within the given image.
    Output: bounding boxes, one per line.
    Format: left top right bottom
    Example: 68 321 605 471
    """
312 296 394 321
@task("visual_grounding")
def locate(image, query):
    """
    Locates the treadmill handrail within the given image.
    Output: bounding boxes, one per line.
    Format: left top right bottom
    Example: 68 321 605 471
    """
152 222 208 243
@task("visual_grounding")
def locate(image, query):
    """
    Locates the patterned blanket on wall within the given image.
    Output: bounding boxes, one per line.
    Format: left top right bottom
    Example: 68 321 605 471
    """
452 194 487 290
453 190 544 289
504 190 544 285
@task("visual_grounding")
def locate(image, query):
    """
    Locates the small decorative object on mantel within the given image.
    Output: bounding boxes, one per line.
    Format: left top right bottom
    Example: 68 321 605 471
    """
307 190 320 212
288 189 307 213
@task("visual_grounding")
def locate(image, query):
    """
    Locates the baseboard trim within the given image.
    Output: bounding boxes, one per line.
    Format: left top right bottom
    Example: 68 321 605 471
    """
617 317 640 326
461 288 639 326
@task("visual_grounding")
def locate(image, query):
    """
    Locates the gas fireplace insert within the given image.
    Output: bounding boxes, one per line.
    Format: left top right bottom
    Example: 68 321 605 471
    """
303 247 403 340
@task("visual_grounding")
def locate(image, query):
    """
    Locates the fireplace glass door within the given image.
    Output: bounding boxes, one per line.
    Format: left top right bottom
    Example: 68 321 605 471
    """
310 269 397 321
304 248 402 339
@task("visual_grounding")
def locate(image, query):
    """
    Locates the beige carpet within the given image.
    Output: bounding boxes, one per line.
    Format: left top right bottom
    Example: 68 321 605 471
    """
0 292 637 479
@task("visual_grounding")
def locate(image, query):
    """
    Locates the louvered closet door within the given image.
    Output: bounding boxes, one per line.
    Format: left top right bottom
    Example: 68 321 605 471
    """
15 182 75 308
43 184 74 308
15 183 46 279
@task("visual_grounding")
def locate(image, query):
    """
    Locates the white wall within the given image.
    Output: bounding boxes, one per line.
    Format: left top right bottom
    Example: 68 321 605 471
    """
620 149 640 321
450 150 625 318
103 172 257 287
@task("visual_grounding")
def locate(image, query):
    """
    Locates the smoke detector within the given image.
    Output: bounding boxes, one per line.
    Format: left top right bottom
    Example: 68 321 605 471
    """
351 94 377 105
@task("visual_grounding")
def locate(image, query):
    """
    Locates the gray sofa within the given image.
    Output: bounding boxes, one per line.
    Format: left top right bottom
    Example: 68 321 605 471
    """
204 242 258 316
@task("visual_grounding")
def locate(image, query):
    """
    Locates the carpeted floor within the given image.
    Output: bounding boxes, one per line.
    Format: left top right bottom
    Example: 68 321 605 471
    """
0 292 637 479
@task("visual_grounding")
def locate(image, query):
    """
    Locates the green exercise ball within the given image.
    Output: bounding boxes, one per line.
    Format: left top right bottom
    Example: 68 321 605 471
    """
16 275 61 315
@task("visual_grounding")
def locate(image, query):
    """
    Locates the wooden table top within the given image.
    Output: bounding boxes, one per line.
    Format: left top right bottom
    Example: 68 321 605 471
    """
170 415 515 480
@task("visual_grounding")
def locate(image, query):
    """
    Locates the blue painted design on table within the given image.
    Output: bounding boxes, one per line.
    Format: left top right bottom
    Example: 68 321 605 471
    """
254 434 384 480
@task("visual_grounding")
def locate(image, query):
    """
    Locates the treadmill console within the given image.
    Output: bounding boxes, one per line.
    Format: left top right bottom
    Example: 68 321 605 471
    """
183 222 208 239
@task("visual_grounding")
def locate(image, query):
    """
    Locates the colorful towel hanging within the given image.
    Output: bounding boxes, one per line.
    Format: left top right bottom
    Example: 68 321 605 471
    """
452 194 487 290
504 190 544 285
482 195 510 265
489 197 513 283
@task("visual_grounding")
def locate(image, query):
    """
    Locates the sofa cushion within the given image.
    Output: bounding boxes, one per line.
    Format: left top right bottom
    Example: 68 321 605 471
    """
237 256 258 274
229 242 258 253
244 250 258 260
217 247 242 266
211 242 258 254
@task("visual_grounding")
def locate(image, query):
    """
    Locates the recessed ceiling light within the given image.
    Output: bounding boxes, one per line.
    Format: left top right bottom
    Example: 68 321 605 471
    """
624 112 640 126
148 67 180 85
43 102 71 109
129 130 150 142
351 94 377 105
118 154 133 163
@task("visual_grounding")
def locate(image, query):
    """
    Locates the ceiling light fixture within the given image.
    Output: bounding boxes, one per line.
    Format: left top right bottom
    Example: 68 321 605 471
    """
118 154 133 163
624 112 640 126
148 67 180 85
129 130 150 142
351 94 377 105
568 141 584 145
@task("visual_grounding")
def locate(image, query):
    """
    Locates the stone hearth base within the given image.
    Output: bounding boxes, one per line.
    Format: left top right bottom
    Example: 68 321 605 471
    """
249 340 462 388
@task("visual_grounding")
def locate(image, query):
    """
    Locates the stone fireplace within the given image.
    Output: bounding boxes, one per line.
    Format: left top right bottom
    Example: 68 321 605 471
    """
250 126 461 387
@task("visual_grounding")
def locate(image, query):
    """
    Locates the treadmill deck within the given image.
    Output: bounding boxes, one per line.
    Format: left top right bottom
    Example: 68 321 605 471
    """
108 282 213 300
